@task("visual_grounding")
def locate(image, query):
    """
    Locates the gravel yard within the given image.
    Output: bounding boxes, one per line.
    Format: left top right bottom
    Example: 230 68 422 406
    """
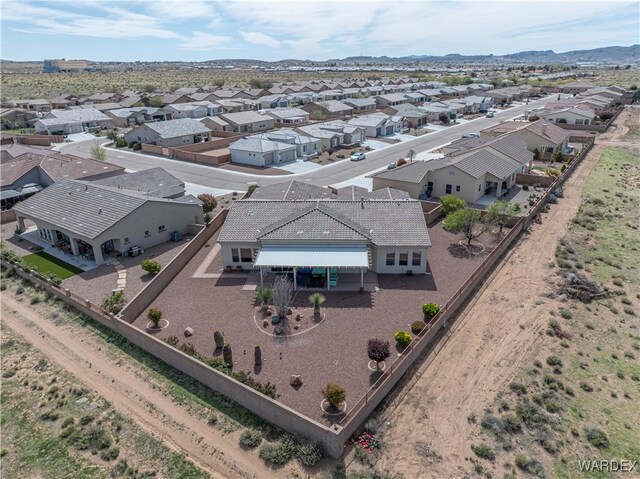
130 221 504 424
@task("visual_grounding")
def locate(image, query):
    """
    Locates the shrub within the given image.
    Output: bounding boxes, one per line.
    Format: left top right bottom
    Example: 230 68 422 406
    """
509 382 527 395
239 429 262 449
296 440 325 467
546 356 563 367
515 455 545 477
584 427 609 449
422 303 440 320
141 259 161 275
440 195 466 216
247 184 258 196
471 443 495 460
100 291 127 314
259 436 296 466
411 321 426 334
336 153 345 159
323 383 346 409
394 330 412 347
396 158 408 166
367 339 390 367
132 142 141 151
100 446 120 461
147 308 162 326
559 309 572 319
197 193 217 213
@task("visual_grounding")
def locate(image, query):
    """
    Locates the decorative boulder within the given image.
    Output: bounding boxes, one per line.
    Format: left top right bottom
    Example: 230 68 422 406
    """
290 375 303 386
213 330 224 349
184 327 194 337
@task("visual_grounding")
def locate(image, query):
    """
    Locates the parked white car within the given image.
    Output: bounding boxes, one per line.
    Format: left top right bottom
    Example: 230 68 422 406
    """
350 152 366 161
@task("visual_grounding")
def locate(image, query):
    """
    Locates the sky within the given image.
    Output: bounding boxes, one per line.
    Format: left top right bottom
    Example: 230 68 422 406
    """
1 0 638 62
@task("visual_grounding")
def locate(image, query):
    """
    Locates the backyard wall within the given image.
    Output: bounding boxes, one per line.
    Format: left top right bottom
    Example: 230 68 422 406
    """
516 174 556 187
1 209 17 224
2 136 595 459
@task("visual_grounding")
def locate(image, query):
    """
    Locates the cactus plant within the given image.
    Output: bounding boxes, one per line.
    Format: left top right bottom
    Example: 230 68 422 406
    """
254 345 262 366
214 330 224 349
222 342 233 367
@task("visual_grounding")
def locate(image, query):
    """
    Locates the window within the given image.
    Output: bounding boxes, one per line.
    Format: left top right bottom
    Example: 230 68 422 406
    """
158 225 166 232
478 184 482 192
124 237 130 244
231 248 239 262
386 252 395 266
426 181 433 192
240 248 253 262
456 185 461 192
144 230 150 237
412 252 422 266
399 252 408 266
445 184 452 194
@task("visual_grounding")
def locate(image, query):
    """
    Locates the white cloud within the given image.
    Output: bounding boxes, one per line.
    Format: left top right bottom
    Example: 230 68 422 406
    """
177 31 232 51
241 31 281 48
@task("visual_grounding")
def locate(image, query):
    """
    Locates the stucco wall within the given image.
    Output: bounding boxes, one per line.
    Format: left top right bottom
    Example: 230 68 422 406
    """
372 245 427 274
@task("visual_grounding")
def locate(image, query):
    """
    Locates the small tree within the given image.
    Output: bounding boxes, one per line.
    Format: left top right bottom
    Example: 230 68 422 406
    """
533 148 540 160
147 308 162 327
396 158 408 167
440 195 467 216
197 193 217 213
444 207 487 245
272 275 294 318
90 140 108 161
554 151 564 164
323 383 346 409
394 330 412 347
101 291 127 314
247 184 258 197
367 339 390 369
438 112 450 124
148 95 164 107
309 293 326 314
486 200 518 234
255 287 272 310
406 149 416 161
141 259 161 275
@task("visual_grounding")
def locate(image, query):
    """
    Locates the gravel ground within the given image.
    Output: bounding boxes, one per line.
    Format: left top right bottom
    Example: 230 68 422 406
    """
131 221 500 424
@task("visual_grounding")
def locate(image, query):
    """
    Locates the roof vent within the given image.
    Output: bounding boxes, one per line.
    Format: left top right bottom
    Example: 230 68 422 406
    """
297 230 304 234
360 196 365 208
98 208 102 214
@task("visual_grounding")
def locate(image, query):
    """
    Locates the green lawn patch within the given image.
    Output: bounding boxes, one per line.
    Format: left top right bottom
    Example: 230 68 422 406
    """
22 252 83 279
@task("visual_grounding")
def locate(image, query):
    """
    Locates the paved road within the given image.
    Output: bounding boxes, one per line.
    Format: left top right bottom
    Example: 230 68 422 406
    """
60 96 553 191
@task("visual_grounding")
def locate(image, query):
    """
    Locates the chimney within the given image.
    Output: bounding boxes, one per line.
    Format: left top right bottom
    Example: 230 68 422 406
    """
360 196 364 209
542 123 548 136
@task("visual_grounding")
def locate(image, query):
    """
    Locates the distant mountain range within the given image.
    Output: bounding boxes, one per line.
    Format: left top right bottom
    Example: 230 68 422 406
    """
326 45 640 65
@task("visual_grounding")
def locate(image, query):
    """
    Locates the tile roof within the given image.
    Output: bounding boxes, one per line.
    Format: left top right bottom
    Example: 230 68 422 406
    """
91 167 185 198
257 205 371 242
142 118 212 138
42 108 111 123
248 180 333 200
219 199 430 247
524 119 570 146
14 179 200 239
229 137 295 154
1 152 123 188
220 110 273 125
454 150 515 179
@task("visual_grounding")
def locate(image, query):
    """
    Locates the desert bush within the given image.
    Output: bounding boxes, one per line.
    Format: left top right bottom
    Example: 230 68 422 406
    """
259 435 296 465
559 309 572 319
422 303 440 320
323 383 346 409
132 142 141 151
411 320 426 334
515 455 546 477
509 382 527 395
296 440 325 467
141 259 161 275
239 429 262 448
471 443 495 460
546 356 563 367
584 427 609 449
394 330 412 347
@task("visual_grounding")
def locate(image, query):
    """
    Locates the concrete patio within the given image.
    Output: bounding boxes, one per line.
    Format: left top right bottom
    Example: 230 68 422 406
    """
19 227 101 271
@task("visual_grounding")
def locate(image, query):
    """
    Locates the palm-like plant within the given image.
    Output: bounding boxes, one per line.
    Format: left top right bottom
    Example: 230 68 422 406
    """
255 287 273 310
309 293 326 314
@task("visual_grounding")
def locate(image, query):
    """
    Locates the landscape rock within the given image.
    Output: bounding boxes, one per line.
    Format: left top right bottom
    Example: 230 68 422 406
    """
290 375 303 386
184 327 194 337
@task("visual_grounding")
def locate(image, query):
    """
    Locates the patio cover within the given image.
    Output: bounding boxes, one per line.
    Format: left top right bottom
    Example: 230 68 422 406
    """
254 245 369 268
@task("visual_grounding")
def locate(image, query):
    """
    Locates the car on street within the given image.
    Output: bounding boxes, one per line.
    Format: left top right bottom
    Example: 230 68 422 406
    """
387 162 397 169
350 152 366 161
486 112 494 118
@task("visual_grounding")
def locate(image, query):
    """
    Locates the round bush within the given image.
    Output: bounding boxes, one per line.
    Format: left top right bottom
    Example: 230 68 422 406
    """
411 321 426 334
322 383 346 409
394 330 412 347
141 259 161 275
422 303 440 320
296 441 324 467
239 429 262 449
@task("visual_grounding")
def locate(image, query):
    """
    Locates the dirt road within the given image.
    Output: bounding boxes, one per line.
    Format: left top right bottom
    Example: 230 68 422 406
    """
1 296 274 479
374 111 633 478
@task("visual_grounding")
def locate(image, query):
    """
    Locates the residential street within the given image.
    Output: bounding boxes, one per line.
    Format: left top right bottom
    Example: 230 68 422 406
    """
60 96 552 191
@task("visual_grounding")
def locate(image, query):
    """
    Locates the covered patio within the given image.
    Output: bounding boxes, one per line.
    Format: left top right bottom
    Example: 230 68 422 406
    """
254 245 370 291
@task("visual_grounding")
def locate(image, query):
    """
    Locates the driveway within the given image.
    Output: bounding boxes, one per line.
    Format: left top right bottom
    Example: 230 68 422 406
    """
58 96 555 192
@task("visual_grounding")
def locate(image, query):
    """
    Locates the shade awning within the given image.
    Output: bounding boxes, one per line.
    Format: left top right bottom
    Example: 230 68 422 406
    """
254 245 369 268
